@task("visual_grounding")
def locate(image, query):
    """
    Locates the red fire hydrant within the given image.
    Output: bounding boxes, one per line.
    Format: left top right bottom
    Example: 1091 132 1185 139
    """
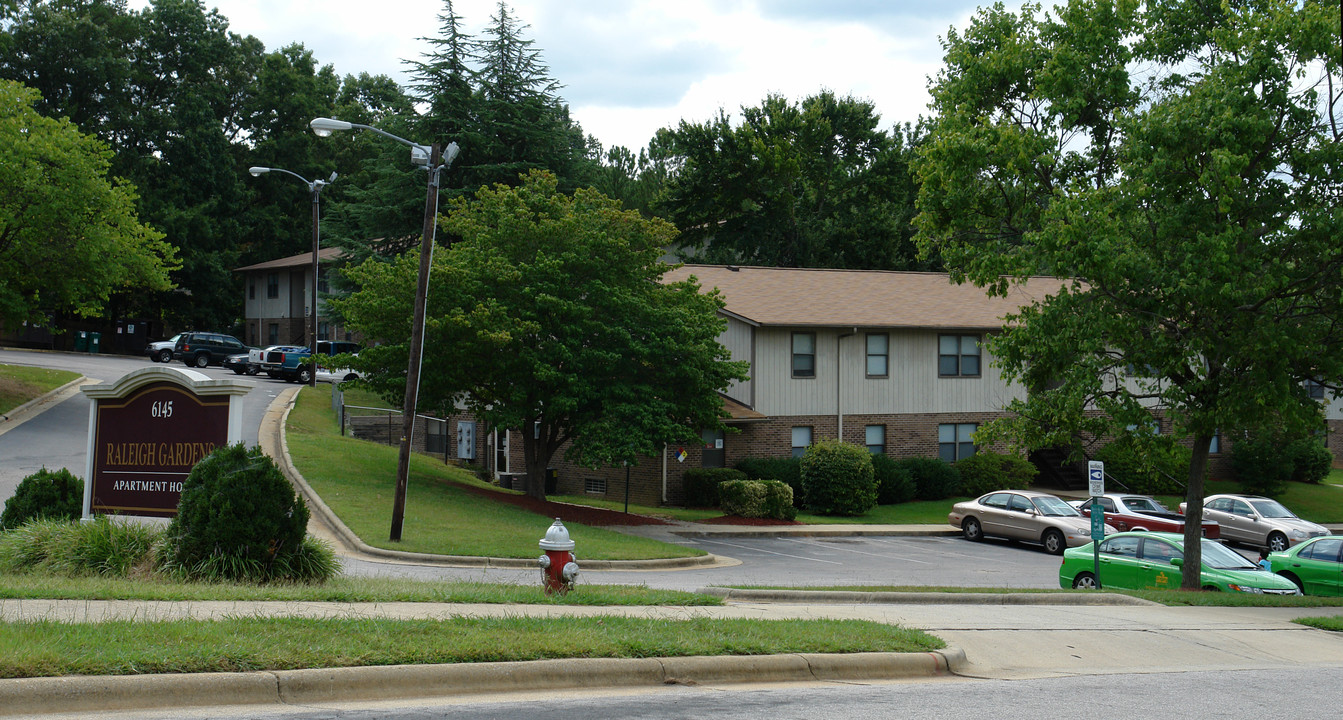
538 517 579 595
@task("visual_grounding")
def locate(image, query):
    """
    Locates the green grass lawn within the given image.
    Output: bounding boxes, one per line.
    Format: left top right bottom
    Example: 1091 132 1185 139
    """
0 615 943 679
287 386 702 560
0 363 80 415
1156 478 1343 523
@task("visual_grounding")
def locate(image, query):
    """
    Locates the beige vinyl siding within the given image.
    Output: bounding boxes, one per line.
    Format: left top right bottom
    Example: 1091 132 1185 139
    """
720 317 754 405
752 327 1026 417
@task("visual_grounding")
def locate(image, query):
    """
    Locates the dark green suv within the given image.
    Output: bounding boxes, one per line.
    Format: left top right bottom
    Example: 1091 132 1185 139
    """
173 331 251 368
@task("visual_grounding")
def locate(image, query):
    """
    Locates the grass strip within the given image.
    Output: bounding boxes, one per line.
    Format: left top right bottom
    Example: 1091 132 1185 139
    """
0 572 720 606
0 616 942 679
286 386 701 561
0 364 81 415
1294 615 1343 632
724 585 1343 607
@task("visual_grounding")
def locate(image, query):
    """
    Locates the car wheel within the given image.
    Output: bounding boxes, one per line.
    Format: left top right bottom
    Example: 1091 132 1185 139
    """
962 517 983 542
1279 572 1304 593
157 349 172 363
231 366 245 375
342 373 358 383
1072 572 1098 590
297 367 313 384
245 365 259 376
193 353 210 368
1202 585 1221 592
1042 528 1066 555
1267 532 1289 553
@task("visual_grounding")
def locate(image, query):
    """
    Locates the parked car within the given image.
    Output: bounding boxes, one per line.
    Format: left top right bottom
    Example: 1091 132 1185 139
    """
949 490 1114 555
1073 493 1220 539
1268 536 1343 595
1180 494 1329 552
144 333 183 363
252 345 308 378
222 352 256 375
1060 531 1301 594
172 332 253 368
315 363 360 384
276 341 362 383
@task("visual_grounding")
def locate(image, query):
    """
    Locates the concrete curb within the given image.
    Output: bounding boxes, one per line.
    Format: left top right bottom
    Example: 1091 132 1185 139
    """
696 588 1161 606
0 649 966 717
0 375 90 436
264 387 722 571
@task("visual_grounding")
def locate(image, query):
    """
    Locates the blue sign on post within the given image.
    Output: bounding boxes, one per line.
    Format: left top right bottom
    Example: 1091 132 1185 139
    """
1090 502 1107 540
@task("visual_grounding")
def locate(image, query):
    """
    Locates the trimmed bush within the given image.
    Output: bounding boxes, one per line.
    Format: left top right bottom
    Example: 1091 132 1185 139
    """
956 451 1038 497
1094 438 1190 496
735 457 804 507
161 443 334 582
1 467 83 530
718 479 797 521
1230 437 1290 497
682 468 748 507
896 457 962 501
1286 438 1332 484
871 453 916 505
800 440 876 516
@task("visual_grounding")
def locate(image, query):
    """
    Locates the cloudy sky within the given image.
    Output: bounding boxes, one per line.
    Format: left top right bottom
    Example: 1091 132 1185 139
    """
142 0 994 152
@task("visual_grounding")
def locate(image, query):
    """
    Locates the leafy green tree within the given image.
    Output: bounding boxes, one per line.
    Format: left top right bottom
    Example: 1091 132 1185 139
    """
914 0 1343 589
332 171 748 500
655 92 929 270
0 80 177 330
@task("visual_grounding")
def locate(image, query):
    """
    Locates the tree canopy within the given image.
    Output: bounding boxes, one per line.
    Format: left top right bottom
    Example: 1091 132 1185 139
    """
914 0 1343 589
331 171 748 500
654 91 929 270
0 79 177 328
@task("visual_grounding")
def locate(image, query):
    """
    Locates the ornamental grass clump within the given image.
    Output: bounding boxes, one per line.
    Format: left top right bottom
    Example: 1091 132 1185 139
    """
161 443 337 583
799 440 876 516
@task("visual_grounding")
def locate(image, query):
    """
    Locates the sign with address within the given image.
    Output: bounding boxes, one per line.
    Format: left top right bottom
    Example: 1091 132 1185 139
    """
82 367 252 518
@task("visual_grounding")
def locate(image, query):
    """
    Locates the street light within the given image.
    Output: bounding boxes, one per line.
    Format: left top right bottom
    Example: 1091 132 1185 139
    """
248 166 337 387
309 117 460 543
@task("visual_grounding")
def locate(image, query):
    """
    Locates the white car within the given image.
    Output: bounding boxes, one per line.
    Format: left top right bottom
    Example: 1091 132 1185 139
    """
144 333 182 363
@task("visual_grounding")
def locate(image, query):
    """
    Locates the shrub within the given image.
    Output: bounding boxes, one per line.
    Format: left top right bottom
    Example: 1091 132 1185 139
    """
871 453 916 505
800 440 876 516
956 451 1038 497
161 443 335 583
682 468 748 507
1230 437 1290 497
896 457 962 501
1286 437 1332 484
718 479 797 521
1 467 83 530
1094 438 1190 496
0 516 157 577
735 457 804 507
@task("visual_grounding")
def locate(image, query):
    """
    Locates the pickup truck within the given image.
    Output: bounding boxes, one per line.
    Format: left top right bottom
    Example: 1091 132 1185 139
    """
249 345 308 378
274 341 361 383
1074 493 1221 539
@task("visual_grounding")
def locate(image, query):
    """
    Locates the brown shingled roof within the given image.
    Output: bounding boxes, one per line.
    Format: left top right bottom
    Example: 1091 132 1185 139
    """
234 246 345 273
663 265 1068 329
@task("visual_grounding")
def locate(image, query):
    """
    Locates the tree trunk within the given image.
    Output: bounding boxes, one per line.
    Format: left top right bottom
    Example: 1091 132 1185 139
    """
521 429 548 501
1181 434 1212 590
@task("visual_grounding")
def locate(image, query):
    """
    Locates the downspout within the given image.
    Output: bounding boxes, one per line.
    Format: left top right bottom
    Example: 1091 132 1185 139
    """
837 328 857 441
661 443 668 504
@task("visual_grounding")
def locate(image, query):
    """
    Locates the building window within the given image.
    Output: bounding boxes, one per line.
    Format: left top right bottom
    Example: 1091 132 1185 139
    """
791 426 813 458
318 269 329 295
939 335 980 377
792 332 816 378
1306 379 1326 399
701 428 725 468
1209 432 1221 454
267 323 279 345
865 425 885 454
267 272 279 299
584 477 607 494
318 321 330 341
866 333 889 377
939 423 977 463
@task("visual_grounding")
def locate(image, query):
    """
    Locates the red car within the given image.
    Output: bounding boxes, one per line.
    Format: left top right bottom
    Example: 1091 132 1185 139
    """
1075 493 1220 539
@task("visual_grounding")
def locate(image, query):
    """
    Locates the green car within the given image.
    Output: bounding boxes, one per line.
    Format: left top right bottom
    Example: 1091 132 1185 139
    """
1059 531 1300 594
1268 536 1343 595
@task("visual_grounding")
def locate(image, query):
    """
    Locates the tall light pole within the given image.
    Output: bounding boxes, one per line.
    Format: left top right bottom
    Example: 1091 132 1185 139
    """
248 166 335 387
310 117 460 542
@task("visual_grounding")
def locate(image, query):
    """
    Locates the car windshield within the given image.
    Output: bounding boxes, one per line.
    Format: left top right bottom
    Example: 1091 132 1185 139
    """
1124 496 1166 513
1248 499 1295 519
1032 496 1080 517
1201 539 1258 570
